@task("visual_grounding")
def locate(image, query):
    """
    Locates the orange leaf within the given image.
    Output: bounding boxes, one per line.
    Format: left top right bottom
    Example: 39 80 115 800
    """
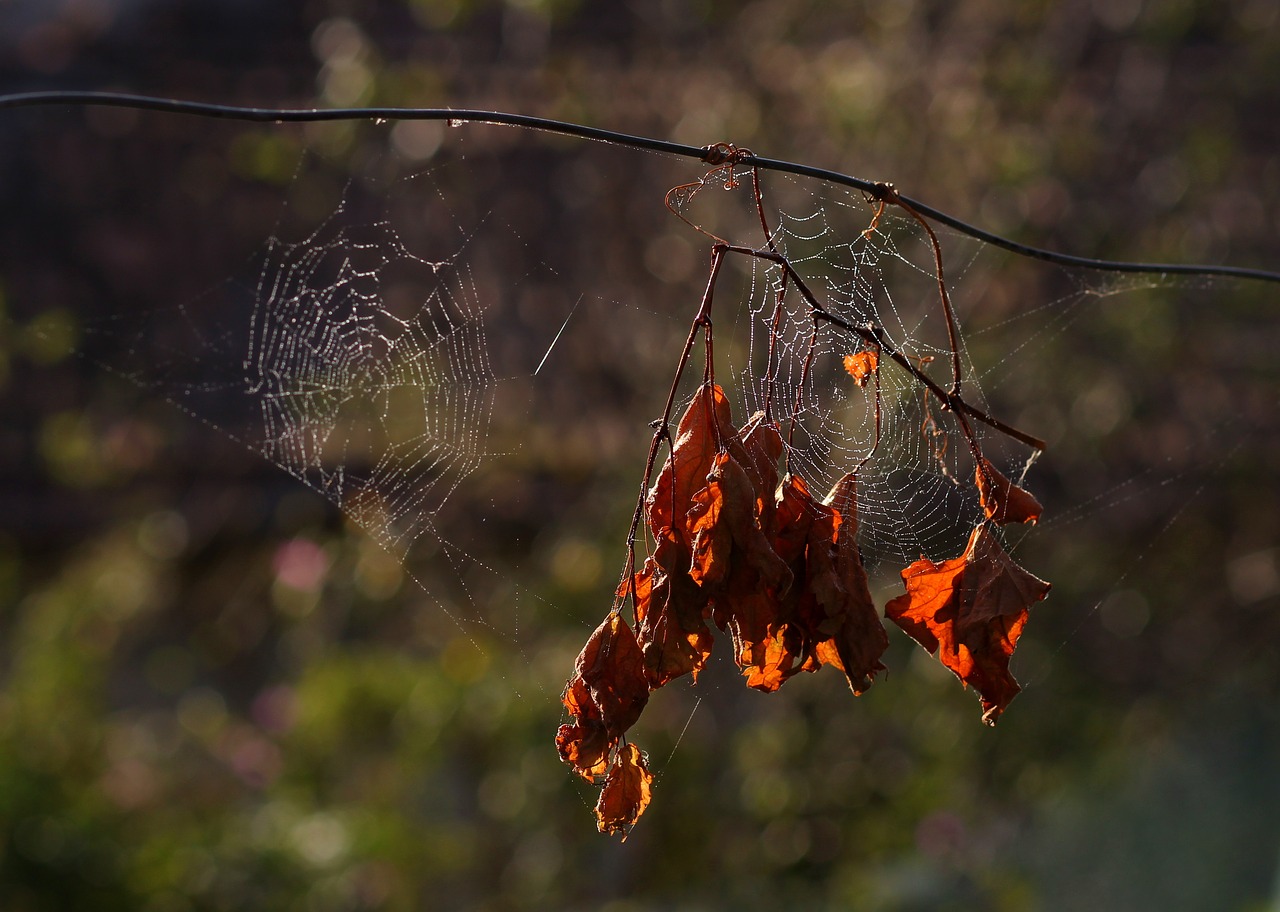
628 558 713 688
772 473 821 566
975 458 1043 525
554 717 610 783
701 471 818 691
885 524 1050 725
843 351 879 387
804 473 888 694
736 413 785 527
648 383 735 552
688 452 792 593
714 566 799 692
594 742 654 839
556 612 650 780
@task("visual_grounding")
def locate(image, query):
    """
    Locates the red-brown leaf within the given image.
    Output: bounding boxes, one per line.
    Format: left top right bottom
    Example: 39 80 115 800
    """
804 473 888 694
554 717 610 783
885 523 1050 724
648 383 735 551
688 451 792 593
594 742 654 839
975 458 1043 525
715 566 799 692
772 473 821 566
736 413 785 529
556 612 650 780
628 558 713 688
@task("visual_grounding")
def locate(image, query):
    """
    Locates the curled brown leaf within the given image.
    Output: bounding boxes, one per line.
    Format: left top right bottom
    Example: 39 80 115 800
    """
556 612 650 780
594 742 654 839
842 350 879 387
628 557 713 688
976 457 1043 525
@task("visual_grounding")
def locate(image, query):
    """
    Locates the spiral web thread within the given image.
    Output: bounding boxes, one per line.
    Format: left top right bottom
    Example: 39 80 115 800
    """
244 205 496 561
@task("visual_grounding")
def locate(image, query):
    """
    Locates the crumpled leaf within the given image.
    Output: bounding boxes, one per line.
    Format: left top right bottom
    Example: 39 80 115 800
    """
736 413 784 528
975 458 1043 525
706 471 816 691
842 351 879 387
594 742 654 839
628 557 713 688
803 473 888 694
771 473 822 566
648 383 735 553
885 523 1050 725
715 561 799 692
688 451 792 593
555 612 650 780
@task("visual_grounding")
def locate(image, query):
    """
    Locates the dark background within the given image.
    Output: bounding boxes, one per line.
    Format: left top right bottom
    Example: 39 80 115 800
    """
2 1 1279 909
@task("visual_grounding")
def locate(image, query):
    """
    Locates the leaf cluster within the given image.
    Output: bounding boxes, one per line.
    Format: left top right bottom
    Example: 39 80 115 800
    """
558 381 1049 836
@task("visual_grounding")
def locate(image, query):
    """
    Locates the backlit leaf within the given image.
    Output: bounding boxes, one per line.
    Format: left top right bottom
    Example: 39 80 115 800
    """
556 611 650 780
628 558 713 688
885 523 1050 724
976 458 1043 525
842 350 879 387
594 742 654 839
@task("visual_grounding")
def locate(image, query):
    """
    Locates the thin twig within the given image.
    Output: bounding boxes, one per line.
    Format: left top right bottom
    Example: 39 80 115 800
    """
877 183 964 400
622 245 726 619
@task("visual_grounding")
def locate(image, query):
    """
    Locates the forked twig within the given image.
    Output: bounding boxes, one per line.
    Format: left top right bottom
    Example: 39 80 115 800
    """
718 243 1047 452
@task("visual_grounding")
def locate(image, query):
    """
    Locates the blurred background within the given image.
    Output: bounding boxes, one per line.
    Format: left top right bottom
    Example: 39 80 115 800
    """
2 1 1279 910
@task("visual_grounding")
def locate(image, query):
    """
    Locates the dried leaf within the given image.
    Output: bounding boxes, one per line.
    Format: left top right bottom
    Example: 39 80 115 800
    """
843 351 879 387
805 473 888 694
702 471 815 691
885 524 1050 724
556 612 650 780
628 558 713 688
594 742 654 839
688 452 792 593
976 458 1043 525
772 473 821 566
736 413 785 527
554 717 610 782
648 383 735 552
715 565 799 692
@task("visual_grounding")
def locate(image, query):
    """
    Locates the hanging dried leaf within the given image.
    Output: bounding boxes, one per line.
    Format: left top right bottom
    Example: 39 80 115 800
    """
885 523 1050 725
976 458 1043 525
556 612 650 780
771 473 821 565
842 351 879 387
803 473 888 694
688 451 792 593
628 558 713 688
594 742 654 839
648 383 735 553
715 563 799 692
736 413 785 526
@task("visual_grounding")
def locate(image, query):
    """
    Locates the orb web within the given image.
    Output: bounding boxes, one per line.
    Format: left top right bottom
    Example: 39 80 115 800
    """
245 209 495 560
